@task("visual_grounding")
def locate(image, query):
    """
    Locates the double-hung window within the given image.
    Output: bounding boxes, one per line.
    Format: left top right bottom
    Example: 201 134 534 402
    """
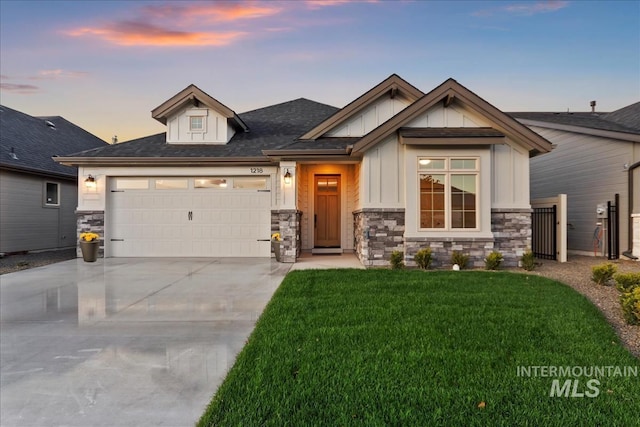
419 157 478 230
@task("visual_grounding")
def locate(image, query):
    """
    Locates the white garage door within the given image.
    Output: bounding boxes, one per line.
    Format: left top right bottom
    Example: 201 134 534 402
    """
108 177 271 257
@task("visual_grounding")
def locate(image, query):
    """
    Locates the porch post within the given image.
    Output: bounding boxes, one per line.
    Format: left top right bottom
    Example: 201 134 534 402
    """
275 161 299 262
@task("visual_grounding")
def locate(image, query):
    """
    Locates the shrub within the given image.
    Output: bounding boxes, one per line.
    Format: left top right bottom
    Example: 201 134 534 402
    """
614 272 640 293
521 250 536 271
390 250 404 270
591 263 617 286
451 251 469 270
484 251 503 270
620 287 640 325
414 248 433 270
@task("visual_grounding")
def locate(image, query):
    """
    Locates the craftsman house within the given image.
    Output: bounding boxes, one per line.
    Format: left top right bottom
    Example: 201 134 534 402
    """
55 75 553 267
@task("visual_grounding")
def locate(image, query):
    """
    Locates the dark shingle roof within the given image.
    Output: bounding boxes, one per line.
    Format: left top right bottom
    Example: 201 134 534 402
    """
510 102 640 135
71 98 339 158
0 105 107 177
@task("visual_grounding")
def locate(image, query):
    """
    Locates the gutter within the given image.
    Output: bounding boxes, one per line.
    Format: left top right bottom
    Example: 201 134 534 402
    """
52 156 275 167
622 160 640 260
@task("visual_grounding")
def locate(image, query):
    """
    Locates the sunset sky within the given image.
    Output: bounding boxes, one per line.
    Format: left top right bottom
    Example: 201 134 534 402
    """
1 0 638 143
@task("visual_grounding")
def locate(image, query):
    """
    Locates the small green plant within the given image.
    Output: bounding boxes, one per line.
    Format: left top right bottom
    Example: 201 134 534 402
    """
414 248 433 270
390 250 404 270
484 251 503 270
451 251 469 270
591 263 617 285
614 272 640 293
620 287 640 325
521 250 536 271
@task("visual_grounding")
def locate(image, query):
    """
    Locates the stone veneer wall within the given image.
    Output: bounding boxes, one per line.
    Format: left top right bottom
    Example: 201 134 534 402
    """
354 208 531 268
491 209 532 267
271 210 301 263
77 210 104 258
353 209 405 267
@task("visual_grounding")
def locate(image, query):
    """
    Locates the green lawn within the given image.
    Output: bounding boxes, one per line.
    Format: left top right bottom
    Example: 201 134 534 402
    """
198 270 639 426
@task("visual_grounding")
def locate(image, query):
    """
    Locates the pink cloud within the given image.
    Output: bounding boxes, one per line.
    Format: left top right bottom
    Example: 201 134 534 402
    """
142 2 282 22
505 1 569 15
66 21 246 47
30 69 89 80
0 83 41 94
306 0 378 9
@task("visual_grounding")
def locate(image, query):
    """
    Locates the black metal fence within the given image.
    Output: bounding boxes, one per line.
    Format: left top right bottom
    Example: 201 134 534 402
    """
532 205 557 260
607 194 619 260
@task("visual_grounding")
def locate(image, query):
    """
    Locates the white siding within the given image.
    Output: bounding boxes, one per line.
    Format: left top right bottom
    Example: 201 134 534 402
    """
529 126 636 253
326 96 412 137
406 103 483 128
166 106 233 144
491 141 530 209
361 135 404 208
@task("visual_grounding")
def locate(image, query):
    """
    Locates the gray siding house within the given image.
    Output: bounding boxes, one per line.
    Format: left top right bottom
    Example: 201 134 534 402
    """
512 102 640 259
0 105 106 254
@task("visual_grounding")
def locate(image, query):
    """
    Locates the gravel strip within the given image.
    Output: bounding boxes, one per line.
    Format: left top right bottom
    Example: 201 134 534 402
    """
1 250 638 357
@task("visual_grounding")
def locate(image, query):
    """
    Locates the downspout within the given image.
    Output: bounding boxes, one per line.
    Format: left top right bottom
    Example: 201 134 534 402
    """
622 160 640 260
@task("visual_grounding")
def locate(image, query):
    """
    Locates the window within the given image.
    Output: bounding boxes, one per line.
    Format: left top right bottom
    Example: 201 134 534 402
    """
233 177 267 190
195 178 228 189
44 182 59 206
419 158 478 229
189 116 204 131
115 179 149 190
155 179 188 190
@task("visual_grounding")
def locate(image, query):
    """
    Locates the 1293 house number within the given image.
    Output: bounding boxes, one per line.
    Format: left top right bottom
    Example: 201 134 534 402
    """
250 168 263 174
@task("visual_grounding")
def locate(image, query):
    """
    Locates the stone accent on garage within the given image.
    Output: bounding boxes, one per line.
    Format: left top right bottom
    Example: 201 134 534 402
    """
272 209 301 263
353 208 405 267
491 208 532 267
76 210 104 258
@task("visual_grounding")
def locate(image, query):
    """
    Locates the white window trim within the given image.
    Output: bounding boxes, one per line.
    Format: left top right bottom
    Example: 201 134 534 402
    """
44 181 60 207
404 147 492 239
418 157 479 231
186 108 208 134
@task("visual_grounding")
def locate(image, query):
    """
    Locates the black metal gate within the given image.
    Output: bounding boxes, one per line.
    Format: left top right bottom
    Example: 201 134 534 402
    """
532 205 557 260
607 194 619 260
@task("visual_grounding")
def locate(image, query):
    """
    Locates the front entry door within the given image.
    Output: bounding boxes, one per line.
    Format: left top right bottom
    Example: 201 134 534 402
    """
314 175 341 247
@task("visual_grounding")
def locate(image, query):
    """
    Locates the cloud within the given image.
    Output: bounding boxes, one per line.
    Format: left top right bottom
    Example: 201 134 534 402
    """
505 1 569 15
30 69 89 80
0 83 41 94
141 2 282 22
473 1 569 17
66 21 246 47
306 0 378 9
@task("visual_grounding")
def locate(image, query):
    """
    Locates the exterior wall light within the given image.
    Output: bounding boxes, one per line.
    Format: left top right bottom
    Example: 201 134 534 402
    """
284 169 292 185
84 174 96 189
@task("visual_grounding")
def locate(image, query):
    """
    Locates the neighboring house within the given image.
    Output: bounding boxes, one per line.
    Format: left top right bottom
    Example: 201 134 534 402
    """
0 105 107 254
55 75 552 267
512 103 640 260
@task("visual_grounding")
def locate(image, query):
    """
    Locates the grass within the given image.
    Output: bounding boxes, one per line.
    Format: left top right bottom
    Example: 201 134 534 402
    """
198 270 639 426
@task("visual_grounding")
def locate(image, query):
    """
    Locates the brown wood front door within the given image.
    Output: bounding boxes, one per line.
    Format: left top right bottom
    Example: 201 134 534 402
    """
314 175 341 248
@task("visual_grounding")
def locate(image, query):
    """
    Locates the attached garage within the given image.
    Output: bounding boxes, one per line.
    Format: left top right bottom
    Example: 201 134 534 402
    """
107 176 271 257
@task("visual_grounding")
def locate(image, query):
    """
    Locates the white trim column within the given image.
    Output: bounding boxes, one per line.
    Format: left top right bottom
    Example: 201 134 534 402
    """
280 161 296 209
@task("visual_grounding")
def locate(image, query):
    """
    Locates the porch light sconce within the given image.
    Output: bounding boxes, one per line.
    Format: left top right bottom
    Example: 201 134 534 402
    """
283 169 292 185
84 175 96 189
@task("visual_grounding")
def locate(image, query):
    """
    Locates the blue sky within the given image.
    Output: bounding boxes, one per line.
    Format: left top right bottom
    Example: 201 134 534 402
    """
1 0 638 143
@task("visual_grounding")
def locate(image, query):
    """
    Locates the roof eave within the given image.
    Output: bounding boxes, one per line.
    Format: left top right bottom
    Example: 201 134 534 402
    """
53 156 275 167
516 119 640 143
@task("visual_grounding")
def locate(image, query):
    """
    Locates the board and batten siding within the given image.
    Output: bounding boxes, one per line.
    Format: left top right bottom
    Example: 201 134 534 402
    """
529 126 634 254
326 96 412 137
360 135 404 208
0 170 77 253
166 106 235 144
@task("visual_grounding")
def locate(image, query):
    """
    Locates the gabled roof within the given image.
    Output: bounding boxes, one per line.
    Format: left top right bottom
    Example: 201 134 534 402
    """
151 84 248 131
351 78 553 156
55 98 338 166
0 105 106 178
299 74 424 140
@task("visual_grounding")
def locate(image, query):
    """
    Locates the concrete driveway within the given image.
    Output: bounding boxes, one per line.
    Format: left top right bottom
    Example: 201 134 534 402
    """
0 258 290 427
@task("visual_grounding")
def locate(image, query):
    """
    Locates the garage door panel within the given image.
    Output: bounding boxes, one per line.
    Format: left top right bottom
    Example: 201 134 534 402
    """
109 178 270 257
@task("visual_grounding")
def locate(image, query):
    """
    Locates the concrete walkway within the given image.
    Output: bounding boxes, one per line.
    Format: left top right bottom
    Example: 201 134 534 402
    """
0 258 290 427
